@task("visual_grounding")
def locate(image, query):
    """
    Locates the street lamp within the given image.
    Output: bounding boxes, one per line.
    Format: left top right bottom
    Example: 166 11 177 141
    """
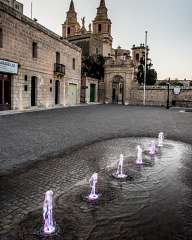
166 78 170 109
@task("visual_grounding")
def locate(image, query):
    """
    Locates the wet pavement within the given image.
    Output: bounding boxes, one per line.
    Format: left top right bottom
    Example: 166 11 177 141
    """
0 105 192 239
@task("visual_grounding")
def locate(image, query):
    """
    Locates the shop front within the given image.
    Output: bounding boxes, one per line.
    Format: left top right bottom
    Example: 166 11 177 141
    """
0 59 18 111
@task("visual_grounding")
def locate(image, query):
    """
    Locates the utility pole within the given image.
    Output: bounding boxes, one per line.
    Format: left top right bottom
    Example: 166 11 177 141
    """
167 78 170 109
143 31 148 105
31 1 33 19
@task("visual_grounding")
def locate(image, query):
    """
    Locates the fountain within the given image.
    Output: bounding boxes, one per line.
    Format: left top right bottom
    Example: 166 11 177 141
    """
158 132 164 147
149 141 156 155
42 190 56 235
136 145 143 164
112 154 127 179
87 173 101 201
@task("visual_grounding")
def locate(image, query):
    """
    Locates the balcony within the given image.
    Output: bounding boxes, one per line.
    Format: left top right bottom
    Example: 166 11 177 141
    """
54 63 65 76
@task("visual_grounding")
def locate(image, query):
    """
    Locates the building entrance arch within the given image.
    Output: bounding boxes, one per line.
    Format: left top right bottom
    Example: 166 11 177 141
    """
112 75 124 104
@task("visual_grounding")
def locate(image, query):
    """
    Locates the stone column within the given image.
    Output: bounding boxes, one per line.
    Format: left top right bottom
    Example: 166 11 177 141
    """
104 73 112 104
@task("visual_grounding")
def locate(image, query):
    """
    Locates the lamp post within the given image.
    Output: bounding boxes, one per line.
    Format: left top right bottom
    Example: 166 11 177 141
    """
166 78 170 109
31 1 33 19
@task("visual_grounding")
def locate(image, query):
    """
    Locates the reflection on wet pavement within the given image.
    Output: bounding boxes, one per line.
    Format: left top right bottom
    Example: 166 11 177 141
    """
11 138 192 240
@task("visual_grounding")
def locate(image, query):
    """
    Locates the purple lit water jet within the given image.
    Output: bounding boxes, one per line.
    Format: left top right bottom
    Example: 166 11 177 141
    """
42 190 56 235
87 173 100 201
112 154 127 179
158 132 164 147
149 141 156 155
136 145 143 164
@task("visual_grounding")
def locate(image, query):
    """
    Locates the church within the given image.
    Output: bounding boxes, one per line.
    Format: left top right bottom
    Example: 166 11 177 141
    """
63 0 148 105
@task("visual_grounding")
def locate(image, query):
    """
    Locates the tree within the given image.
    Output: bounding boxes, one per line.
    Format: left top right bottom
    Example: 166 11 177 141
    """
137 58 157 85
171 80 183 86
81 55 105 80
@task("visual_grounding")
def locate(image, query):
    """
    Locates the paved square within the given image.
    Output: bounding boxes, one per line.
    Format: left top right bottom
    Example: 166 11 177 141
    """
0 105 192 238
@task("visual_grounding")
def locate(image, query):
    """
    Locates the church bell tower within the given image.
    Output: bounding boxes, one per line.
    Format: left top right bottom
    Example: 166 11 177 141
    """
92 0 113 56
62 0 80 38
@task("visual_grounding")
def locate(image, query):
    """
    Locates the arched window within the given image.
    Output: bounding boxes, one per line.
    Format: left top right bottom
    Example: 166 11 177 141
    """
98 24 102 32
136 53 139 61
67 27 71 35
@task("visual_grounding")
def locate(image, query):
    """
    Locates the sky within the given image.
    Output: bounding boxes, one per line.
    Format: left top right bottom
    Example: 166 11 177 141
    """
19 0 192 80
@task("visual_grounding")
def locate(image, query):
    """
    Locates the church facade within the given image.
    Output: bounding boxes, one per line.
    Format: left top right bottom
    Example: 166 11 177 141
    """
63 0 147 105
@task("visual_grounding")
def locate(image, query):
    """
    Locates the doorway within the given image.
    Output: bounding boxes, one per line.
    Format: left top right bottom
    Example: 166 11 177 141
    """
0 74 11 111
55 80 60 105
112 77 124 104
90 84 96 102
31 76 37 106
68 83 77 105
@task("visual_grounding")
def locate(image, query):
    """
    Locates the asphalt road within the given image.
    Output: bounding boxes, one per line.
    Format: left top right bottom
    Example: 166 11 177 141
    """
0 105 191 176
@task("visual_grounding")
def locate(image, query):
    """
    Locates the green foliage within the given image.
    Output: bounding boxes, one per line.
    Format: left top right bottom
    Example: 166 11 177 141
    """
158 80 184 86
171 80 184 86
137 58 157 85
137 60 157 85
158 81 167 86
146 69 157 85
81 55 105 80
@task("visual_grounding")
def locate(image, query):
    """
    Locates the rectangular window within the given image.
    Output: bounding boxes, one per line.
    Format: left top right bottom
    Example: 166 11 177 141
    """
0 28 3 48
136 53 140 61
56 52 60 64
72 58 75 70
32 42 37 58
98 24 102 32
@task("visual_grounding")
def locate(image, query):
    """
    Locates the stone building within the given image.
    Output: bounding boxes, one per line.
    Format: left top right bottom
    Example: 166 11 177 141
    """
62 0 112 57
63 0 149 105
103 44 151 104
81 76 98 103
62 0 113 104
63 0 192 107
0 1 81 111
104 47 135 105
0 0 23 13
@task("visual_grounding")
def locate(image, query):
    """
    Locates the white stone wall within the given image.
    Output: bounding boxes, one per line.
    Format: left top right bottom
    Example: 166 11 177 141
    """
104 63 135 104
130 86 192 107
0 2 81 110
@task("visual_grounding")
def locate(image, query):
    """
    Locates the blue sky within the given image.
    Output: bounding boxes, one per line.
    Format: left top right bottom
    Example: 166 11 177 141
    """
20 0 192 80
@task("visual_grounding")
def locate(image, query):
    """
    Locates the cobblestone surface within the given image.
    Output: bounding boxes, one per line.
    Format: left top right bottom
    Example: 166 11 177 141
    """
0 105 192 237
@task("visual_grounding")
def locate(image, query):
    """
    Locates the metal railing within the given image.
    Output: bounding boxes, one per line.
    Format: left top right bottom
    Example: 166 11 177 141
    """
54 63 65 75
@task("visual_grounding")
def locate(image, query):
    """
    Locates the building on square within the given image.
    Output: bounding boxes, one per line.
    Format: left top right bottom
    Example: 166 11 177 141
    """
63 0 149 105
0 0 81 111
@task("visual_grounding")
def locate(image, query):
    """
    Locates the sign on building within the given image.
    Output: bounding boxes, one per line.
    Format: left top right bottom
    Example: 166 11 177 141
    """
0 59 18 74
173 87 181 95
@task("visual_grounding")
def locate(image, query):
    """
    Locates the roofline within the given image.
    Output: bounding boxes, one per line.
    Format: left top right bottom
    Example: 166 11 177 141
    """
0 1 81 53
